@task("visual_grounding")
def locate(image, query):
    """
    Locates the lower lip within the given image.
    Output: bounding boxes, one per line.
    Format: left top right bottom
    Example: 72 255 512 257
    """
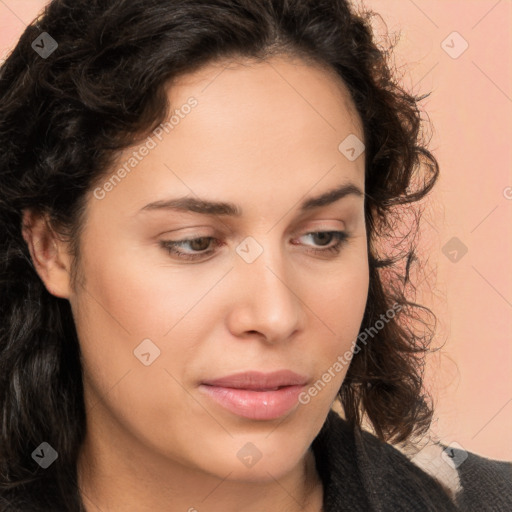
198 384 305 420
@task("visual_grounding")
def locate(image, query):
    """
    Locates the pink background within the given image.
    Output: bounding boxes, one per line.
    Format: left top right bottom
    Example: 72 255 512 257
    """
1 0 510 460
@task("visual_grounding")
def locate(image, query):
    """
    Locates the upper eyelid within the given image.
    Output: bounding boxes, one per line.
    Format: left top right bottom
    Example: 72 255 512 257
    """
159 218 348 237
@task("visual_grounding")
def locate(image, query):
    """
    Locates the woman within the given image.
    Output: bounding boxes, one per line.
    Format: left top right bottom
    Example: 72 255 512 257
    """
0 0 510 510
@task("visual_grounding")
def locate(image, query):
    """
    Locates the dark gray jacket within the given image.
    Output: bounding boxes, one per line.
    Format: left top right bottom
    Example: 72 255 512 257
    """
311 410 512 511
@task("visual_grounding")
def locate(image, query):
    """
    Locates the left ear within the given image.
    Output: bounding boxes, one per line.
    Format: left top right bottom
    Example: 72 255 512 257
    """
21 208 73 299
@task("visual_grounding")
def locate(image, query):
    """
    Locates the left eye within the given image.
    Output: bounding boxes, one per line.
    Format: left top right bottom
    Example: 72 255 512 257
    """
160 230 350 262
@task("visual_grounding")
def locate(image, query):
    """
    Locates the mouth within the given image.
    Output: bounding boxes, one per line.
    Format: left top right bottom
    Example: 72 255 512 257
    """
198 384 306 421
198 370 309 421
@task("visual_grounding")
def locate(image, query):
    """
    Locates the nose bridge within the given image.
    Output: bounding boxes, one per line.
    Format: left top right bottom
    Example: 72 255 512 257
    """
236 232 290 290
231 233 302 339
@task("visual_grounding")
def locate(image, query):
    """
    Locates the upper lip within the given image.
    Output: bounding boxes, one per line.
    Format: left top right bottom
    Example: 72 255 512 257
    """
201 370 308 390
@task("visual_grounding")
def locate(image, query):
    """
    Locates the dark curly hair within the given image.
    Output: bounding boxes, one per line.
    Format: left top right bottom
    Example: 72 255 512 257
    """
0 0 440 509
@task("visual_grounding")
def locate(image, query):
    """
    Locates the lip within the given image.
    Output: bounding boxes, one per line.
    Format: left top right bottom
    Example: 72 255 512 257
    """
199 370 308 420
201 370 308 389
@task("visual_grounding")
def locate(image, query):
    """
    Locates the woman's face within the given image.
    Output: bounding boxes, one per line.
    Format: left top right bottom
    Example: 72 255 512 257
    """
63 56 369 482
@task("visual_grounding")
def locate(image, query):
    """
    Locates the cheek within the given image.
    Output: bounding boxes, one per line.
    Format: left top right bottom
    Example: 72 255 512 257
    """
71 251 200 457
308 251 369 329
70 245 197 412
76 239 205 339
307 257 369 372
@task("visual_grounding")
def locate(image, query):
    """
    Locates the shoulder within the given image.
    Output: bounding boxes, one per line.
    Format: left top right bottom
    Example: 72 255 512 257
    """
314 411 460 510
445 444 512 511
315 410 512 511
376 425 512 511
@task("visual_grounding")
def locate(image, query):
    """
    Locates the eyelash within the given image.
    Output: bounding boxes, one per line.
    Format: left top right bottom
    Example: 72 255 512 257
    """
159 230 350 262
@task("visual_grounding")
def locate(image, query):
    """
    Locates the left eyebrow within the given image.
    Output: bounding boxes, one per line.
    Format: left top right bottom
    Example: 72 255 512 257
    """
138 182 364 217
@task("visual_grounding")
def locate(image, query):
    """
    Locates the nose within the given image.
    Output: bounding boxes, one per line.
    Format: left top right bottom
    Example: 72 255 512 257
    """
225 239 305 344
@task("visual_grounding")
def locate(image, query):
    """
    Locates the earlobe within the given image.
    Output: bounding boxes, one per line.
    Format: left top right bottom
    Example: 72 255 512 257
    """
21 209 72 299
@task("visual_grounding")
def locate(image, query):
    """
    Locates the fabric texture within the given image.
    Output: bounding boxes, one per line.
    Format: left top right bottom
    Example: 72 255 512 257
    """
311 410 512 511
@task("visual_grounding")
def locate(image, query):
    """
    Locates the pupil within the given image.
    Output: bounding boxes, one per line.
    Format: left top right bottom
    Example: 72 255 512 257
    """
191 238 209 251
314 232 331 246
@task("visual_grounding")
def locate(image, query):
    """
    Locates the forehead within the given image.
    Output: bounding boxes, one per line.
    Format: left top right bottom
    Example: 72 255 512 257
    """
86 55 365 222
167 54 363 136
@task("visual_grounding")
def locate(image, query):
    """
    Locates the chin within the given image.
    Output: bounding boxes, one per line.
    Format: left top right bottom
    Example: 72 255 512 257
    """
196 436 307 482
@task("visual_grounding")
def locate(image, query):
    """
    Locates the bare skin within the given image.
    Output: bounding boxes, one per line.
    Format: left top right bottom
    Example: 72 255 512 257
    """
22 55 369 512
